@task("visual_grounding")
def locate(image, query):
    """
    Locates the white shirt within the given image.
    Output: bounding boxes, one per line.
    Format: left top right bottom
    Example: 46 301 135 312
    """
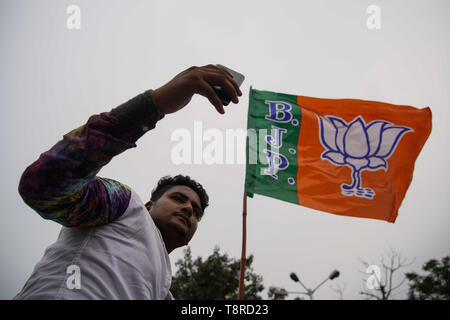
14 189 173 300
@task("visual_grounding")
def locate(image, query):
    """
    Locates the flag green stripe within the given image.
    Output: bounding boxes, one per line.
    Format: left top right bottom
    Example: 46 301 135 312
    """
245 88 302 205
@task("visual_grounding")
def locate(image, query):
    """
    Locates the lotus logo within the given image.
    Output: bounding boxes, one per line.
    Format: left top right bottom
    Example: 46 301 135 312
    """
317 115 413 199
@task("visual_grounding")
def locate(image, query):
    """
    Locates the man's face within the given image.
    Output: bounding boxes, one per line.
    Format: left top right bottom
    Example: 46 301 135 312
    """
145 185 202 252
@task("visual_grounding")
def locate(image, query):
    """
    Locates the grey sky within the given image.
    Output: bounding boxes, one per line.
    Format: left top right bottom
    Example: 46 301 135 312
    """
1 0 449 299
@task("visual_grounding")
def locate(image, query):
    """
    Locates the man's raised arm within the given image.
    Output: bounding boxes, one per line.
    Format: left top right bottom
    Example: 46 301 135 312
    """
18 88 164 227
18 65 242 228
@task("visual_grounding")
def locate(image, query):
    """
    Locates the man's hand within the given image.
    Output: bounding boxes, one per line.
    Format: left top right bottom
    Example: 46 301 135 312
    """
152 65 243 115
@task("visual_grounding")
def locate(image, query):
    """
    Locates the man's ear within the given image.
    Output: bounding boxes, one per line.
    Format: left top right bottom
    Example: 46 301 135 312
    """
145 200 154 212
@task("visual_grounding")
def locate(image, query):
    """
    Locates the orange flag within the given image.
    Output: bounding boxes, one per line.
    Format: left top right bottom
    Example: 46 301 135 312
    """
245 88 432 223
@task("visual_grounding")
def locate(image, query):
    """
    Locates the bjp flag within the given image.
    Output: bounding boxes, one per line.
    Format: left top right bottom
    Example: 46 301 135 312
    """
244 88 432 223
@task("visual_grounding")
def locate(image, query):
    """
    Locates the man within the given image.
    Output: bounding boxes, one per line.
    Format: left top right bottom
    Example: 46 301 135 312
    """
14 64 242 299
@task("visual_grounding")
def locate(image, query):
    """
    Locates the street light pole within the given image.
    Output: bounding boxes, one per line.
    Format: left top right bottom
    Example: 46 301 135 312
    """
289 272 310 296
289 270 340 300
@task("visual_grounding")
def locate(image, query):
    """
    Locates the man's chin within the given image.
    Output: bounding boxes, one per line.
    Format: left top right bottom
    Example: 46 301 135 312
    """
167 219 189 238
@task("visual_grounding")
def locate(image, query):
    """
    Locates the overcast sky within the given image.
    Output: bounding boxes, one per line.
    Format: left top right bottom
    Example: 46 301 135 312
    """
1 0 449 300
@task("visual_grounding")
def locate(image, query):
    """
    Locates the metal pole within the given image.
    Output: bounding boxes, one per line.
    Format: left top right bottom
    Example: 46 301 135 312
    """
296 278 310 293
238 191 248 300
311 277 330 294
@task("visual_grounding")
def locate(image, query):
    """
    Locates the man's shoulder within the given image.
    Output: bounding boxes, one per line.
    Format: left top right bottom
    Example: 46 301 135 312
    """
102 186 156 234
95 177 133 223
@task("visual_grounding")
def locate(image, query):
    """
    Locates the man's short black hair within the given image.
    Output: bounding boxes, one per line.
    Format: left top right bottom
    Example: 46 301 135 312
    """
150 175 209 219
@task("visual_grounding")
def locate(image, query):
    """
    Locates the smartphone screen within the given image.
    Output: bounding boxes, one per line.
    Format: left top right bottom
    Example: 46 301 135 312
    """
213 64 245 106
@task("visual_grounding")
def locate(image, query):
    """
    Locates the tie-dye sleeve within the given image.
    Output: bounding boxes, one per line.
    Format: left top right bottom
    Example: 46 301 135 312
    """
18 89 164 228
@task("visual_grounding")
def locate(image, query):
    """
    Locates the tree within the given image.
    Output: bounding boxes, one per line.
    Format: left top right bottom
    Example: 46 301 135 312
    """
267 286 288 300
359 248 414 300
405 255 450 300
170 246 264 299
330 283 346 300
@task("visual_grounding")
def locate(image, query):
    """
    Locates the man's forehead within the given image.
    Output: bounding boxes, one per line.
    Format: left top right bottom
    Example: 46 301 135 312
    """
165 185 201 204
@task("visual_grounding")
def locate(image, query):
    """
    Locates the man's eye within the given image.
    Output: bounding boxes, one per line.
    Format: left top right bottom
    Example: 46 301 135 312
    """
173 195 183 202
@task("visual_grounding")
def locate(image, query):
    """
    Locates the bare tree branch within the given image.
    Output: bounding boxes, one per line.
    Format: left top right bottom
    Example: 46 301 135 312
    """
330 283 346 300
391 276 408 292
359 247 413 300
359 291 381 300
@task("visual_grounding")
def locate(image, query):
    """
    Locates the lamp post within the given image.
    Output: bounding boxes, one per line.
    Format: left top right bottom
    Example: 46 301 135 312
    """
288 270 340 300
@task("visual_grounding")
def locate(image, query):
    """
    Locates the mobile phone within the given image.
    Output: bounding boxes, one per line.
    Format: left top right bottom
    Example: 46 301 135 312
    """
213 64 245 106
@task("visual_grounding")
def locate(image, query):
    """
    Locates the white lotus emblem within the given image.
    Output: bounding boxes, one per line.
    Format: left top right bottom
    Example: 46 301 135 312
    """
317 115 413 199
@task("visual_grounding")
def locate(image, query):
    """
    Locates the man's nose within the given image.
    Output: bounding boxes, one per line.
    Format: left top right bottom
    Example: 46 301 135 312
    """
180 202 193 217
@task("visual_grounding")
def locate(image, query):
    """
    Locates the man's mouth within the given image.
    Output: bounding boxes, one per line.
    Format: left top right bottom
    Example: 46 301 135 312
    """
174 213 190 229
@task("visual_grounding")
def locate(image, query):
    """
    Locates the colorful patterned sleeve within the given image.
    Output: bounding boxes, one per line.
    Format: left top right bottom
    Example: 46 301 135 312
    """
18 89 164 228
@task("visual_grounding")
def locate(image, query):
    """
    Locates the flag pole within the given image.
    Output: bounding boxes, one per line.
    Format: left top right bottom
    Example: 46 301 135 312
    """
238 191 248 300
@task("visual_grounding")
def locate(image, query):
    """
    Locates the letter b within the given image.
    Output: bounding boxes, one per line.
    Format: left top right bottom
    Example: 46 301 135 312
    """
265 101 293 123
